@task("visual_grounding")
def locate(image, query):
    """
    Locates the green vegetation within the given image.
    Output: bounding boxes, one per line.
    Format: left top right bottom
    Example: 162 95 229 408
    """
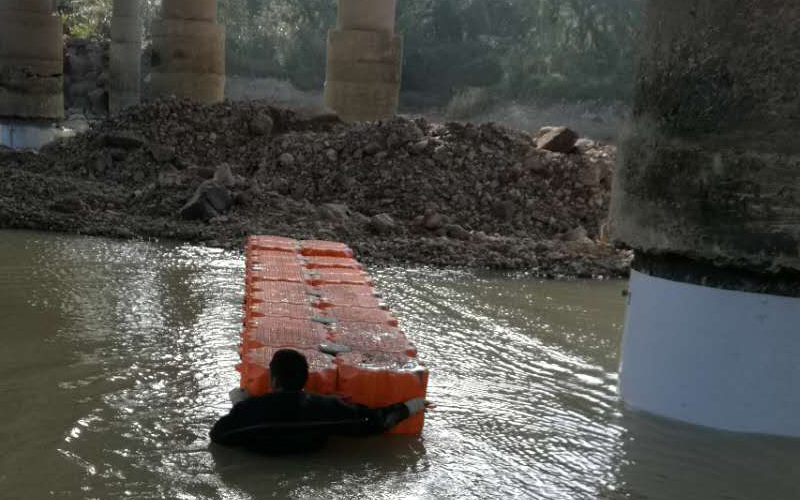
56 0 642 109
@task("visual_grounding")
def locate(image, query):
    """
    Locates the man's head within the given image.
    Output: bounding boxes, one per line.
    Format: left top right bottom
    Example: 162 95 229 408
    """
269 349 309 392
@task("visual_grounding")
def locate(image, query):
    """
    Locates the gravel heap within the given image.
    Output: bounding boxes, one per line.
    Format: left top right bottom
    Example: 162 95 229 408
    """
0 99 630 277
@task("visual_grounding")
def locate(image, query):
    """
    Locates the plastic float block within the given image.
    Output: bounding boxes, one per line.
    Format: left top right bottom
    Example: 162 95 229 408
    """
308 268 374 286
304 256 364 270
329 323 417 357
243 317 331 350
243 347 338 396
326 306 398 327
247 262 309 284
248 301 319 321
313 284 386 310
248 282 312 305
299 240 355 258
336 352 429 434
247 251 302 265
247 235 299 253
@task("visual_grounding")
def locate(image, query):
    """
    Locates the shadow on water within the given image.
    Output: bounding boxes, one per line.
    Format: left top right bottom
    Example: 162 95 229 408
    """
613 409 800 500
210 436 427 499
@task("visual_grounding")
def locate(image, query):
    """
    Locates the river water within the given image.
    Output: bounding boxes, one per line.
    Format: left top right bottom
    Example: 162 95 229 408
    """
0 230 797 500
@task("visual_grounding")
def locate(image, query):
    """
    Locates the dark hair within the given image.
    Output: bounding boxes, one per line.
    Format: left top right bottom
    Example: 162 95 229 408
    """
269 349 309 391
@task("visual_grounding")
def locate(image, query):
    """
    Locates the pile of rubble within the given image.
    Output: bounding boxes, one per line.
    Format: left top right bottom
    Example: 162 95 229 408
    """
0 99 630 277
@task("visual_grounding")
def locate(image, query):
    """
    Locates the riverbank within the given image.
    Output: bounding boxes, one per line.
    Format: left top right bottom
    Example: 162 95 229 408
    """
0 99 631 278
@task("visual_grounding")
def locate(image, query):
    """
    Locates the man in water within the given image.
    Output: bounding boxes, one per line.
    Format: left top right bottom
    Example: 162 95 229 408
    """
210 349 429 454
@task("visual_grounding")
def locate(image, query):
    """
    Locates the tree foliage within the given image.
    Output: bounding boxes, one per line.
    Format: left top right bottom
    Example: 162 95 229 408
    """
55 0 642 104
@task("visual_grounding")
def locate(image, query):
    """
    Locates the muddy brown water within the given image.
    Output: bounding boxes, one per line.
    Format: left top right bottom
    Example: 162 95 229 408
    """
0 230 798 499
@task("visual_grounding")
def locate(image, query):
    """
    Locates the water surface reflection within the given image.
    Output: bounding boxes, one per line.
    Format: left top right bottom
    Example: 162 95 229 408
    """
0 231 797 499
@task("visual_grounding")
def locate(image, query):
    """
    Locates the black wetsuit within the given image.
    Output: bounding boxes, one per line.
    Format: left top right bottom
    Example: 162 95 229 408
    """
210 391 410 454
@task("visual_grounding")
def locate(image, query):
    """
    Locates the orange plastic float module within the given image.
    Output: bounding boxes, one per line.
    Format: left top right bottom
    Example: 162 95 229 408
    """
242 346 338 396
336 351 429 435
237 235 429 434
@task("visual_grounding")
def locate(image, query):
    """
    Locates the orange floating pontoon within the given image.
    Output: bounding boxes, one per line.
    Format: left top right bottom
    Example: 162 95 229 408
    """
238 236 429 434
336 352 429 435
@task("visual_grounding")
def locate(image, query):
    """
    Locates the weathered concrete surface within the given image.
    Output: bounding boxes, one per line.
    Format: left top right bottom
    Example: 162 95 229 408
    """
337 0 397 34
324 0 402 122
611 0 800 275
162 0 217 22
151 0 225 103
110 0 142 113
0 2 63 120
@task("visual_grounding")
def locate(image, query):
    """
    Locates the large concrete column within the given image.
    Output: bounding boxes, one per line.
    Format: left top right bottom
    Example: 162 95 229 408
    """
0 0 63 120
324 0 403 122
110 0 142 113
151 0 225 103
613 0 800 436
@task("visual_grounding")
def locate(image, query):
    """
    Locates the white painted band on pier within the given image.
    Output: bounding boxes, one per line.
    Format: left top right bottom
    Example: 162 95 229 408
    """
619 270 800 437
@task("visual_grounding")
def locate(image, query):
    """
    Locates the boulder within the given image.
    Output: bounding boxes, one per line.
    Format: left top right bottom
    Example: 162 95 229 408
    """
574 138 597 153
180 181 232 221
445 224 471 241
104 131 145 149
279 153 295 167
319 203 351 221
560 226 593 244
424 212 444 231
492 200 516 221
411 139 429 155
369 213 396 235
249 113 274 137
536 127 579 153
214 164 236 188
188 165 216 180
150 144 176 163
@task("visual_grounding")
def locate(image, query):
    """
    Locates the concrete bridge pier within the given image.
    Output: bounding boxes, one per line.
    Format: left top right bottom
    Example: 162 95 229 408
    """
0 0 63 120
613 0 800 436
110 0 142 113
0 0 64 148
324 0 403 122
151 0 225 103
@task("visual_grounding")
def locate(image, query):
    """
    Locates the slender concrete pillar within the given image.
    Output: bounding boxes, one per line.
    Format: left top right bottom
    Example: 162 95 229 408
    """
613 0 800 436
324 0 403 122
0 0 63 120
110 0 142 113
151 0 225 103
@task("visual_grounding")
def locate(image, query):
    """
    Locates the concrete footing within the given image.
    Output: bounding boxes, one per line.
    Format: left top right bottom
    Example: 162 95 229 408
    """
110 0 142 113
324 0 402 122
0 0 64 120
151 0 225 103
620 271 800 436
613 0 800 436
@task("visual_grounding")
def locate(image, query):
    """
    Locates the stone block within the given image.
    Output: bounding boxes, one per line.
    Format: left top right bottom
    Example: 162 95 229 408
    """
111 16 142 43
110 42 141 92
0 0 53 13
150 72 225 103
112 0 141 20
327 30 402 62
324 80 399 122
0 12 63 61
162 0 217 22
337 0 396 34
151 20 225 76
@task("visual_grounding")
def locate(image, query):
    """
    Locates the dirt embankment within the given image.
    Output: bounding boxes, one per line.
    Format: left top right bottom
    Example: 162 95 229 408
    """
0 99 631 278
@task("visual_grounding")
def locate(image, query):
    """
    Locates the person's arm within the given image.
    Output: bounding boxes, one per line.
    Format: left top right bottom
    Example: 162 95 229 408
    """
328 397 427 436
209 399 255 446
